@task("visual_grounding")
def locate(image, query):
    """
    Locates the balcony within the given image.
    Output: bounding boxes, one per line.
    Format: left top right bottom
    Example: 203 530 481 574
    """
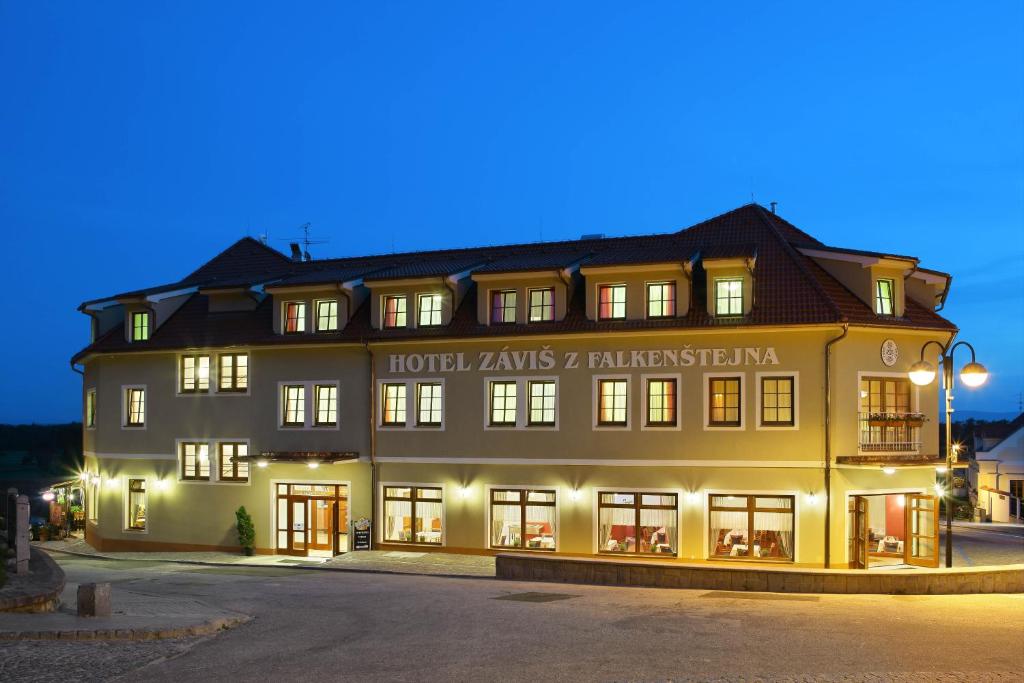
858 412 924 453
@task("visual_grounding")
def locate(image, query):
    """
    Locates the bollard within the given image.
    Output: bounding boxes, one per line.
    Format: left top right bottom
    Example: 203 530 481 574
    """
15 494 29 575
77 583 112 617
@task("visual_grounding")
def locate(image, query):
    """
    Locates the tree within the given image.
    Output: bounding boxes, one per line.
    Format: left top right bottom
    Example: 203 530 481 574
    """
235 506 255 556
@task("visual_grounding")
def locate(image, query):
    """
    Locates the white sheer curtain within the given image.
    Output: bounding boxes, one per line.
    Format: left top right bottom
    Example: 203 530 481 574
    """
754 511 793 559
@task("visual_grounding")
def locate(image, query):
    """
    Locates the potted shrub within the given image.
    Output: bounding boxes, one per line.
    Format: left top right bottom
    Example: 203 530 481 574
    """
903 412 927 427
235 506 255 556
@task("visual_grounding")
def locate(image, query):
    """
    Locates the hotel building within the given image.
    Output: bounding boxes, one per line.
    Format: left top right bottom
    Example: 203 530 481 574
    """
73 204 956 568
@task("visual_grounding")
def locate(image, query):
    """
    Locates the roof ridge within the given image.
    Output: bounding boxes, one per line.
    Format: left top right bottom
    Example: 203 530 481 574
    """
183 236 291 283
752 204 846 323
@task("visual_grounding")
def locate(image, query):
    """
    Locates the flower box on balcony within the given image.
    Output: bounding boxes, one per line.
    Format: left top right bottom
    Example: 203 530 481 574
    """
866 413 927 428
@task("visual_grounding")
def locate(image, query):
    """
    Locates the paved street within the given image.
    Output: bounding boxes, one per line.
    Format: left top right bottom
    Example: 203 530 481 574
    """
2 554 1021 682
946 522 1024 567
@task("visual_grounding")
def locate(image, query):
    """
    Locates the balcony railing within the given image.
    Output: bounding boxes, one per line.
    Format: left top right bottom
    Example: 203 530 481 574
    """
858 412 923 453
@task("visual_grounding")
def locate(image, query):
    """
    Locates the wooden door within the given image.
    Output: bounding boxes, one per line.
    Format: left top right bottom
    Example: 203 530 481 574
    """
289 497 309 556
308 498 334 551
851 496 869 569
905 494 939 568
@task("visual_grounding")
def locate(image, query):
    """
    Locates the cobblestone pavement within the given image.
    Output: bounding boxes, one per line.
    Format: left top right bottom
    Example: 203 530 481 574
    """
0 638 202 682
945 523 1024 566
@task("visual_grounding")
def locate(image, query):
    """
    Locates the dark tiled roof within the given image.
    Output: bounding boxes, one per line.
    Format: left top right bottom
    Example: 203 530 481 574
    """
72 204 957 361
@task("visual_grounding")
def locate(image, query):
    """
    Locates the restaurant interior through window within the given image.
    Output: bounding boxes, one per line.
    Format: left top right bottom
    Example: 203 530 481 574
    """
598 492 677 554
383 486 443 544
490 488 556 550
708 494 794 561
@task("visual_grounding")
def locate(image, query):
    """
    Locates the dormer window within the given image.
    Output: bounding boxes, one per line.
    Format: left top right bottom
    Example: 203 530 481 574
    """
284 302 306 333
131 311 150 341
383 295 407 329
875 278 895 316
529 288 555 322
417 294 443 327
646 282 676 319
491 290 517 324
714 278 743 316
316 299 338 332
598 284 626 320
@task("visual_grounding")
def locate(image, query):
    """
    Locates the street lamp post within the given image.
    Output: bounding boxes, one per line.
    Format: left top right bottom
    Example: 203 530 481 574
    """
908 340 988 568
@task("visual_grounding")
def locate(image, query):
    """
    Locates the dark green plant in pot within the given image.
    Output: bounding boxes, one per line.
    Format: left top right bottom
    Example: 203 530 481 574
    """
236 506 255 556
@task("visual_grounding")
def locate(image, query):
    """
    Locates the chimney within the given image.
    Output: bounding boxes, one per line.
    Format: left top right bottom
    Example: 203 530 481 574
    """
769 201 778 214
289 243 302 262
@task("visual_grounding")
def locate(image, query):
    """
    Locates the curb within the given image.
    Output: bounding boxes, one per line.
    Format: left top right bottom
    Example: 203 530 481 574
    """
0 614 252 641
37 546 497 581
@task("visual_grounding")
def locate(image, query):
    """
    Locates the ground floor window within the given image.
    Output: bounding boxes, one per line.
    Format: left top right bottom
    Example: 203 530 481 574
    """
383 485 443 545
490 488 556 550
126 478 146 531
598 491 677 554
708 494 793 561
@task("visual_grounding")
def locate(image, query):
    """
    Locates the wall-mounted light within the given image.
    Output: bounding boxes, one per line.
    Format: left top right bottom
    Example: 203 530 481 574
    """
805 493 819 505
42 491 55 502
882 467 896 475
307 461 319 470
935 465 948 474
686 491 700 504
458 486 469 499
106 477 119 487
257 459 269 468
569 488 581 502
934 483 945 497
155 479 171 491
79 472 90 482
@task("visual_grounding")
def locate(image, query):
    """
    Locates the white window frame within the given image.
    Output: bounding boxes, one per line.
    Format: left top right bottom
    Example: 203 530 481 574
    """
416 292 444 327
591 486 683 557
216 351 251 396
526 379 559 429
640 373 682 432
702 488 801 562
215 440 253 485
377 481 447 547
121 384 147 430
175 438 254 486
713 277 744 316
123 475 149 534
484 484 561 552
414 380 446 429
176 353 213 395
592 374 631 430
527 287 555 322
875 278 896 316
702 372 745 431
276 381 341 431
482 376 559 431
755 371 800 431
644 280 677 319
85 388 97 430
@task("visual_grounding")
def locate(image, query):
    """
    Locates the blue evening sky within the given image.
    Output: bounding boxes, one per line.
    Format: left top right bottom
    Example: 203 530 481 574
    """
1 2 1021 423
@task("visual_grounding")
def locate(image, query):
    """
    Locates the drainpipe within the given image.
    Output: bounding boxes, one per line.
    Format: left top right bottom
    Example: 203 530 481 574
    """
364 340 378 549
824 324 849 568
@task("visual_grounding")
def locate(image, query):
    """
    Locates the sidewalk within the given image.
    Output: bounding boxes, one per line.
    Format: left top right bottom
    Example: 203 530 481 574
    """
0 579 249 641
35 538 497 578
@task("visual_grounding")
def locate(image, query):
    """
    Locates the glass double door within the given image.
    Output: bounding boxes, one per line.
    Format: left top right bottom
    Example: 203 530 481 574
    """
276 483 349 556
850 493 939 568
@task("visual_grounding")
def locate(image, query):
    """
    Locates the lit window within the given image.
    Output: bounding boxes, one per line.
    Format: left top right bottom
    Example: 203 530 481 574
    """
708 494 793 561
709 377 741 426
598 492 677 555
760 376 794 427
381 383 407 425
316 300 339 331
527 381 556 426
218 353 248 392
876 279 895 316
126 479 146 530
598 379 628 426
125 388 145 426
282 385 305 426
714 278 743 316
284 302 306 333
598 284 626 320
383 486 443 544
85 389 96 429
490 489 557 550
418 294 443 327
646 282 676 318
181 442 210 480
646 379 677 426
131 311 150 341
383 295 407 328
489 381 517 426
220 443 249 482
491 290 517 324
180 355 210 393
314 385 337 426
416 383 443 426
528 287 555 322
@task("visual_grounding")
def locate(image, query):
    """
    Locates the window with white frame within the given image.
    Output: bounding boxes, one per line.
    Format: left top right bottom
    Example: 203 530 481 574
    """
180 442 210 481
218 353 248 392
131 311 150 341
714 278 744 316
180 354 210 393
646 378 677 426
220 442 249 482
284 301 306 333
126 479 146 530
528 287 555 322
597 379 628 426
314 385 337 426
708 376 741 426
489 381 518 426
491 290 517 324
282 385 305 426
381 383 407 426
316 299 339 331
875 279 895 316
125 387 145 426
646 281 676 318
760 376 795 427
383 485 443 544
598 491 677 554
598 284 626 320
383 295 407 328
417 293 443 327
490 488 557 550
85 389 96 428
527 381 556 426
416 383 443 426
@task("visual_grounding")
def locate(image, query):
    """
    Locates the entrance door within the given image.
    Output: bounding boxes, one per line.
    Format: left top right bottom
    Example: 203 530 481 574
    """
905 494 939 568
289 497 309 556
851 496 869 569
308 498 335 552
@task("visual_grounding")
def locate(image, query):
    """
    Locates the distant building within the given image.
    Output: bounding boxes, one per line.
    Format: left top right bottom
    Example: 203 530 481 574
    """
975 414 1024 522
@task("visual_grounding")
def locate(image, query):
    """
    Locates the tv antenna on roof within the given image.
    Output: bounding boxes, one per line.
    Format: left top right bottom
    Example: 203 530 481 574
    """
279 222 329 261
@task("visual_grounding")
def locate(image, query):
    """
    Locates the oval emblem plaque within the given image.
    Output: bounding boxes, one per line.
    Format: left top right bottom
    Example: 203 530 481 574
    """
880 339 899 367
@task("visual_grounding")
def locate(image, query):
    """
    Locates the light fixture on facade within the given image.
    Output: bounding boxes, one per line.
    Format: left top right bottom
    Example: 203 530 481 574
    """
458 486 469 499
805 493 819 505
307 461 319 469
79 472 90 481
569 488 581 502
686 491 700 504
106 477 119 486
156 479 170 491
257 459 269 468
936 465 948 474
934 483 945 496
42 491 55 502
882 467 896 475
